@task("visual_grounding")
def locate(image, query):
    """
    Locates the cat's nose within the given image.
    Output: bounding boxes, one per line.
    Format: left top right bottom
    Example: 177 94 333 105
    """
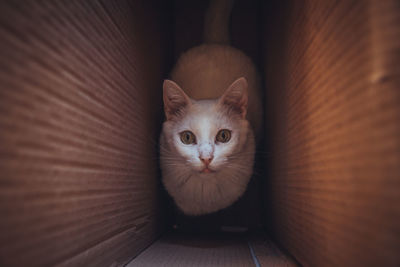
200 156 213 166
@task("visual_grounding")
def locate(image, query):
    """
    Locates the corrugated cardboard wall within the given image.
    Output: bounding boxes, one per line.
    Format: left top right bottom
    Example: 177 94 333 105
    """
1 1 399 266
263 1 400 266
0 1 169 266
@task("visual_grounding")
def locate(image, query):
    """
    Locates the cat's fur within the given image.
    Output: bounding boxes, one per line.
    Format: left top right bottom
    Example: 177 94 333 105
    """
160 0 262 215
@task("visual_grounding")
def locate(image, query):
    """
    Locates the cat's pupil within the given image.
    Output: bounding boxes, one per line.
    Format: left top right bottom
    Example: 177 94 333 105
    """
180 131 196 144
216 129 231 143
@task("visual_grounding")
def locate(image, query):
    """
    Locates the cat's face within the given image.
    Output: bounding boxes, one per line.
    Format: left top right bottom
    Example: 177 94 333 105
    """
162 78 250 174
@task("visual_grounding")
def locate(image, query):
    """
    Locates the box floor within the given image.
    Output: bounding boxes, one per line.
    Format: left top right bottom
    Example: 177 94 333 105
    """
127 232 298 267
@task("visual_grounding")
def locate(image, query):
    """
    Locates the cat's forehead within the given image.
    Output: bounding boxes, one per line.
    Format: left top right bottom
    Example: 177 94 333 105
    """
177 100 232 132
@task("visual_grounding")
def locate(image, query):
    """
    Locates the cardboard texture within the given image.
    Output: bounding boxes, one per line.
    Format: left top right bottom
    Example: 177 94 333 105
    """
0 0 399 266
263 0 400 266
0 1 168 266
127 233 256 267
249 234 298 267
127 232 298 267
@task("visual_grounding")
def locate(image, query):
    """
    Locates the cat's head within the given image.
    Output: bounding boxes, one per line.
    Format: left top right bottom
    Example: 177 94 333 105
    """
161 77 251 174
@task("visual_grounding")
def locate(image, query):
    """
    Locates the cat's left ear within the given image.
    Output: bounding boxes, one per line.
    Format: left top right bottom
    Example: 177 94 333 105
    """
219 77 248 118
163 79 191 120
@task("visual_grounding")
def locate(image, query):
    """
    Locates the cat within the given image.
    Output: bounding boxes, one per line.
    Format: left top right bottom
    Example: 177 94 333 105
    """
160 0 262 215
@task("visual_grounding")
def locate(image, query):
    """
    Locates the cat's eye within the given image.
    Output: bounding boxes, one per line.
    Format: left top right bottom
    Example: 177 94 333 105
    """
180 131 196 145
216 129 231 143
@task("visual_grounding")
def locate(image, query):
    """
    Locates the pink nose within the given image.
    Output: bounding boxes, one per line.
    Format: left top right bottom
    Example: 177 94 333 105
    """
200 156 213 166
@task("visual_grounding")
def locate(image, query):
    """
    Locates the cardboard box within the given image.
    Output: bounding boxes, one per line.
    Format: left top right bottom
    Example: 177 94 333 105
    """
0 1 398 266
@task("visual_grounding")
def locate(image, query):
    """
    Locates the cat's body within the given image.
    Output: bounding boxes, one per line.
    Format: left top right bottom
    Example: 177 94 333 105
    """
160 0 262 215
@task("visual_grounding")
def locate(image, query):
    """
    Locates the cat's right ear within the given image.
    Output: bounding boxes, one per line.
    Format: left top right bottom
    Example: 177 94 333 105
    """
219 77 248 119
163 80 191 120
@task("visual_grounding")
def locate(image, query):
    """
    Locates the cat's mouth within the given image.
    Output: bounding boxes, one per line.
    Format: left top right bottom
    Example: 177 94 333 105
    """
199 167 216 174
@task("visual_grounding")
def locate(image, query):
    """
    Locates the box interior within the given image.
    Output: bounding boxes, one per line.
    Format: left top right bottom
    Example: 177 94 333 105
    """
0 0 399 267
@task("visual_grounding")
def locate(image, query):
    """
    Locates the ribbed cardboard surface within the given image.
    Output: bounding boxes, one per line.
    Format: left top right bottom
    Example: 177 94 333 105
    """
127 233 255 267
249 235 298 267
0 1 167 266
1 0 399 266
127 232 298 267
263 1 400 266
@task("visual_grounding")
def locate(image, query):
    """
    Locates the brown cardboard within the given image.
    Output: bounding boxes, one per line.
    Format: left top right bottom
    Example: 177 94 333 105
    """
0 1 168 266
0 0 398 266
263 1 400 266
127 232 256 267
127 232 298 267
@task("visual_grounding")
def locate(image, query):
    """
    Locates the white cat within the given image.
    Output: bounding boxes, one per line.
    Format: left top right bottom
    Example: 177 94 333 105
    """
160 0 262 215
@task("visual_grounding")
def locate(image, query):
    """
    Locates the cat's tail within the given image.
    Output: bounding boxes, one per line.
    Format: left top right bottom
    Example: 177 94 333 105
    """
203 0 234 44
